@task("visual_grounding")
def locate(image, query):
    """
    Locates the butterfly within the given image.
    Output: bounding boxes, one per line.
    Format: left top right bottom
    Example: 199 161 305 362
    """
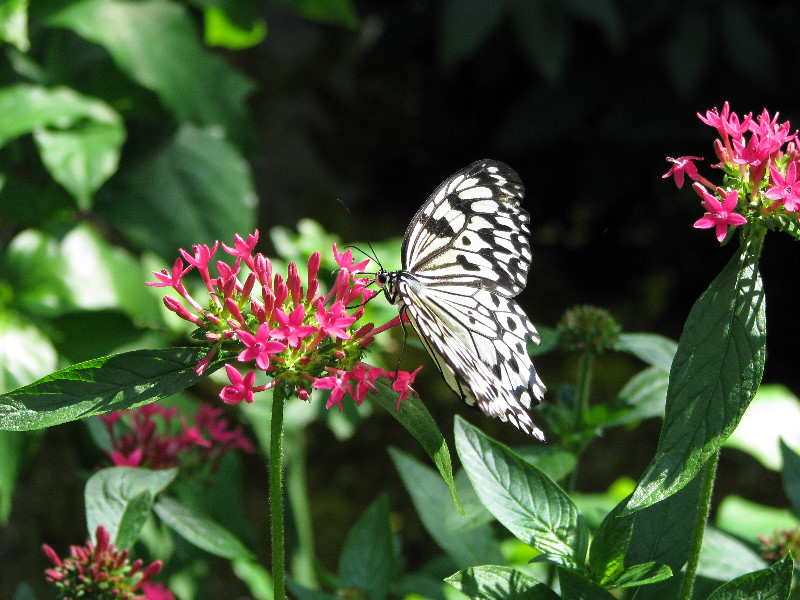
374 159 546 439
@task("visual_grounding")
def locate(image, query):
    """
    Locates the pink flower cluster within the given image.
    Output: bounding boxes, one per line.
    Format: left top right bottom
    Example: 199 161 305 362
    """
664 102 800 242
98 403 254 471
147 233 421 411
42 525 171 600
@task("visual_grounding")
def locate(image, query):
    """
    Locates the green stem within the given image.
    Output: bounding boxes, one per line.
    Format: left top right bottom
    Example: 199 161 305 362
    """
678 451 718 600
567 351 594 492
270 383 288 600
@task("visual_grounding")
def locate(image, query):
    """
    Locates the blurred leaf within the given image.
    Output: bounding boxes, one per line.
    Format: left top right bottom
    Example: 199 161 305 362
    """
0 347 229 431
599 366 668 427
705 555 792 600
615 333 677 371
0 430 38 523
557 567 616 599
446 565 558 600
780 440 800 517
116 490 154 550
564 0 623 48
46 0 254 142
724 385 800 471
602 562 672 589
338 494 398 600
626 240 766 513
204 5 266 50
439 0 505 68
455 417 588 568
371 379 461 512
5 225 160 321
720 1 778 88
98 124 257 260
276 0 357 28
0 0 29 52
716 495 799 542
85 466 176 543
696 526 767 583
153 495 252 559
11 583 36 600
0 84 124 208
389 446 504 567
662 6 711 99
511 0 570 83
513 445 577 482
0 311 57 392
589 497 634 584
232 557 273 600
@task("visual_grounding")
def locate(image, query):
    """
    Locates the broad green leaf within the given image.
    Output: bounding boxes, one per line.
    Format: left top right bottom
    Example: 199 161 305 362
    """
615 333 677 371
0 311 57 392
11 583 36 600
557 567 616 599
47 0 254 142
276 0 358 28
706 555 792 600
716 495 798 542
625 473 703 600
0 347 228 431
389 447 503 567
0 0 29 52
338 494 397 600
97 124 256 260
446 565 559 600
724 385 800 470
454 417 588 568
589 497 634 583
602 562 672 589
5 225 161 322
439 0 505 67
116 490 154 550
372 380 461 512
780 439 800 517
85 466 177 542
232 557 273 600
696 526 767 583
153 495 252 559
204 5 266 50
626 240 766 513
600 366 668 427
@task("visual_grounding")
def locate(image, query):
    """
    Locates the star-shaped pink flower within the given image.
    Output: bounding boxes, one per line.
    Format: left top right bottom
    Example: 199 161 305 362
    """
272 305 318 349
765 162 800 213
692 186 747 242
313 374 353 411
220 364 257 404
663 156 702 189
237 322 287 370
390 366 423 409
315 299 357 340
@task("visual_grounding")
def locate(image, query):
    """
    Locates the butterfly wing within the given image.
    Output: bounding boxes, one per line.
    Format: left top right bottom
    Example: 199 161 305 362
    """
393 159 545 437
401 159 531 298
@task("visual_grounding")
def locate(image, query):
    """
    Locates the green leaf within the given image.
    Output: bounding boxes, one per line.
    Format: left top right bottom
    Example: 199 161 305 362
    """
603 366 669 426
85 466 177 543
626 240 766 513
446 565 559 600
153 495 252 559
0 347 228 431
276 0 358 28
371 380 461 512
0 0 29 52
232 557 273 600
715 495 799 542
510 0 569 83
454 417 588 568
97 124 256 260
46 0 254 142
439 0 505 68
116 490 154 550
0 84 124 209
706 555 792 600
0 430 38 524
780 439 800 517
696 526 767 583
589 497 634 583
338 494 397 600
557 567 617 599
615 333 677 371
389 447 504 567
0 311 57 392
204 5 267 50
602 562 672 589
724 385 800 470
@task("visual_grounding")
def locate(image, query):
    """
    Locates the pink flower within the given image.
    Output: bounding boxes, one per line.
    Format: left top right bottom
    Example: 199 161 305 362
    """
313 374 353 411
220 364 257 404
390 366 423 409
142 582 176 600
315 299 357 340
146 258 191 290
333 242 370 273
272 305 318 349
663 156 702 188
692 185 747 242
765 162 800 212
111 448 143 467
237 322 286 370
349 365 388 404
697 102 730 134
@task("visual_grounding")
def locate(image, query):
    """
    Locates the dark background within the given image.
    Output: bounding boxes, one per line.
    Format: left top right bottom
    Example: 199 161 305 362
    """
5 0 800 595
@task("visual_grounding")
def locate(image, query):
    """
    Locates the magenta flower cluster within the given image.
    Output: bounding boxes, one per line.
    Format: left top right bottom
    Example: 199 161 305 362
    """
98 403 255 471
42 525 171 599
664 102 799 242
147 233 421 411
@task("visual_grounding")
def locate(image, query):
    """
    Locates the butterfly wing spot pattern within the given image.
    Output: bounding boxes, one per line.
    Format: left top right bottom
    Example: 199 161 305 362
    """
377 159 546 440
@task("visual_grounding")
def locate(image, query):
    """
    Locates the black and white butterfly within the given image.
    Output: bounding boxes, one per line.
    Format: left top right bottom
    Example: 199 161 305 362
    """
375 159 546 439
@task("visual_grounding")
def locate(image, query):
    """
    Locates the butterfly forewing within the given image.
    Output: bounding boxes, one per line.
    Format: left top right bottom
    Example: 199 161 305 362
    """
384 159 545 438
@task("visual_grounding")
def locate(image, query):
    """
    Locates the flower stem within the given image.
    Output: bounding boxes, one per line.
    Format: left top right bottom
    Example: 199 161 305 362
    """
678 450 718 600
568 351 594 492
270 383 288 600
